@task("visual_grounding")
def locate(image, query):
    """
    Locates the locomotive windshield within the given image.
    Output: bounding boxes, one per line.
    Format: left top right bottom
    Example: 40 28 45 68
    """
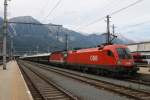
117 48 132 59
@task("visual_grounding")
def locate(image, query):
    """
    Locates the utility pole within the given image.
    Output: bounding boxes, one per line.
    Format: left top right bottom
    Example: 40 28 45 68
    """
9 23 16 60
3 0 8 70
65 33 69 51
110 24 117 43
36 45 39 54
56 26 59 41
106 15 111 44
10 36 13 60
56 25 62 41
112 24 115 34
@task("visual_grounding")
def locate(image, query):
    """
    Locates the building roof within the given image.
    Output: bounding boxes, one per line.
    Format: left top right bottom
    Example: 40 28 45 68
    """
127 41 150 45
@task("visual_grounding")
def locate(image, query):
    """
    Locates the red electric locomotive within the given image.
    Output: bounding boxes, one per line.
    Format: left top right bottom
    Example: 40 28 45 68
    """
49 44 139 76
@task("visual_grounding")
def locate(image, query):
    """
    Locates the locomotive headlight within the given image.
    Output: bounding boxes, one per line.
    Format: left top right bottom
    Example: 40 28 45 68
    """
126 62 131 65
125 61 133 65
130 61 134 65
117 60 121 65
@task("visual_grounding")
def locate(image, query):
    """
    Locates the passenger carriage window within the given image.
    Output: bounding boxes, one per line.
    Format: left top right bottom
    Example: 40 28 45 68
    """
107 50 114 57
146 55 150 59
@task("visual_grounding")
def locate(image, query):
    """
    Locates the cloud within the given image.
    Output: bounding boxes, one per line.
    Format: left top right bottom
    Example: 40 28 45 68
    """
0 0 149 42
118 22 150 42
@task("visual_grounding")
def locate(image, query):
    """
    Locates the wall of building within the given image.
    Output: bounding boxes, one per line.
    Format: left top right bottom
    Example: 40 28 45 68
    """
127 42 150 52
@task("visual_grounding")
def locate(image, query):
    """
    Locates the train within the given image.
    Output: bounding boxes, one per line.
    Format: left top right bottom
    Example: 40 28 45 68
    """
22 44 139 76
132 52 150 65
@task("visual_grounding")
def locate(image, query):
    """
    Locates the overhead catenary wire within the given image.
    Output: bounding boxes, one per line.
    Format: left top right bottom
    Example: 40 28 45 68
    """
8 21 62 26
118 20 150 30
110 0 144 16
39 0 51 14
76 0 144 29
44 0 62 21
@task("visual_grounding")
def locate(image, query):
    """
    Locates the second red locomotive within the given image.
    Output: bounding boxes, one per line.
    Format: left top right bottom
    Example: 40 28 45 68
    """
49 44 139 75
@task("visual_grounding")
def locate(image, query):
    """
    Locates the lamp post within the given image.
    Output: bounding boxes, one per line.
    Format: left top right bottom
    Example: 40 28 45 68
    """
3 0 8 70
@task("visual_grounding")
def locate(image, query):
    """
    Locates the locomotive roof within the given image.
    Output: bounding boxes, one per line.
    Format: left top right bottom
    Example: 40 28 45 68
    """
69 44 127 53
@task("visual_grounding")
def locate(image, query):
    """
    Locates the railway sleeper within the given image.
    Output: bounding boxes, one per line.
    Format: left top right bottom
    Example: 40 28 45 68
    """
45 94 66 98
46 95 69 99
45 92 64 95
43 90 61 93
136 93 150 97
141 96 150 100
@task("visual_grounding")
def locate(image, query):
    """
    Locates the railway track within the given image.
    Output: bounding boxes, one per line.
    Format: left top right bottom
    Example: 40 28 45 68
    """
24 61 150 100
18 62 44 100
125 78 150 86
18 61 78 100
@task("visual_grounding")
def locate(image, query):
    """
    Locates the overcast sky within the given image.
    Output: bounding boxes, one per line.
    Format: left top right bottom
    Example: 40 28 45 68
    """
0 0 150 42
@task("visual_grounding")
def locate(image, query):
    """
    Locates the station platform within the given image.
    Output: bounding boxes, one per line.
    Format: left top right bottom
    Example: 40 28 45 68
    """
138 67 150 75
137 67 150 82
0 61 33 100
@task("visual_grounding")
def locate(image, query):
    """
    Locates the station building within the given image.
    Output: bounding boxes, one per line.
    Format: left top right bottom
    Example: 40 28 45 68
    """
127 41 150 64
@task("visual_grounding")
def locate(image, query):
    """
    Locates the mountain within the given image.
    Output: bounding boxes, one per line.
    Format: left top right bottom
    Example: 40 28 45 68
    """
47 26 97 48
9 16 49 36
0 17 3 40
0 17 3 54
8 16 64 54
6 16 133 55
0 17 3 35
46 25 133 48
0 17 3 24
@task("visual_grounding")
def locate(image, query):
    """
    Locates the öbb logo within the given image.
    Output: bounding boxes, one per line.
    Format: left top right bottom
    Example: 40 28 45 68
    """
90 55 98 61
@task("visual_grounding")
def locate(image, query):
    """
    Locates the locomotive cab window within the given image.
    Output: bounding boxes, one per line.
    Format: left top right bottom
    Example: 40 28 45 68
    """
117 48 132 59
107 50 114 57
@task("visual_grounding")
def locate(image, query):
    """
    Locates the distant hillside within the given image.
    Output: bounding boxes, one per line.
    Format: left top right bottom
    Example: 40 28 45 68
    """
4 16 134 55
46 23 134 48
0 17 3 41
8 16 64 54
0 17 3 24
0 17 3 36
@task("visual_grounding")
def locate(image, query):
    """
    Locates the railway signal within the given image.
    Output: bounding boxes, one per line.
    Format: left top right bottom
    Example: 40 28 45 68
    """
112 24 116 34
